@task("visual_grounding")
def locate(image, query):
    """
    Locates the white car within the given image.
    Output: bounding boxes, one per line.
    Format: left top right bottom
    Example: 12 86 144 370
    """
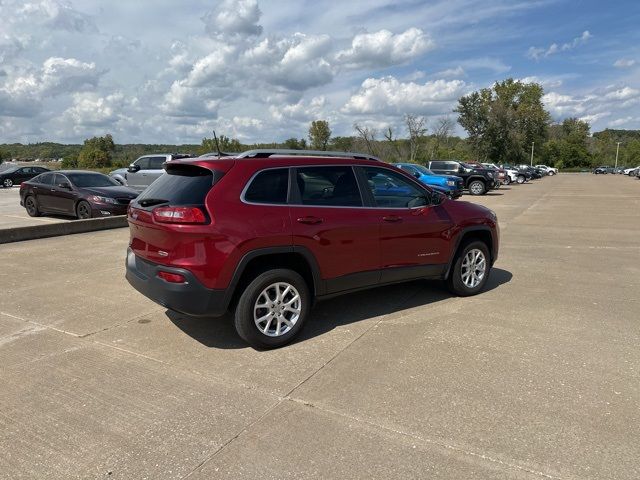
623 166 639 175
535 165 558 175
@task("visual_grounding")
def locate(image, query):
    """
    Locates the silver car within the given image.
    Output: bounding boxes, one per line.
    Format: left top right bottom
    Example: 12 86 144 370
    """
120 154 192 192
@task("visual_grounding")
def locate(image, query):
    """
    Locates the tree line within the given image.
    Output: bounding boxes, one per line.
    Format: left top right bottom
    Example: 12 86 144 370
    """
2 77 639 169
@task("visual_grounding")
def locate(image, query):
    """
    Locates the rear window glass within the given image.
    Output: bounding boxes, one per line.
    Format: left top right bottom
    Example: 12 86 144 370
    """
136 164 217 206
244 168 289 204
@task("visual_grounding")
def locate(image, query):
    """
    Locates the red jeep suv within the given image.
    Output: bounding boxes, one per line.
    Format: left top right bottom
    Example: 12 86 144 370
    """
126 150 499 348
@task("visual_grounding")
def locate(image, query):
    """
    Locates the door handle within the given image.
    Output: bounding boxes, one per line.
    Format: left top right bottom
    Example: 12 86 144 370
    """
297 216 323 225
383 215 402 222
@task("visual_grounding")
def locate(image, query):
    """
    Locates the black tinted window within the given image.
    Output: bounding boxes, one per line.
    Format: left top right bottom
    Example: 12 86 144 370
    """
364 167 427 208
67 173 119 187
137 164 216 206
244 169 288 204
296 166 362 207
148 157 166 169
430 161 446 170
35 173 54 185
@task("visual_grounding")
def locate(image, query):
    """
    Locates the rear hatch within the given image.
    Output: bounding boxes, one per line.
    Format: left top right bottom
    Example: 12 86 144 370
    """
127 161 231 266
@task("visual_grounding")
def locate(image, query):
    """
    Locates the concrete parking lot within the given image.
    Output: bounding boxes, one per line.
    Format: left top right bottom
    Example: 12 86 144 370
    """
0 187 72 229
1 174 639 479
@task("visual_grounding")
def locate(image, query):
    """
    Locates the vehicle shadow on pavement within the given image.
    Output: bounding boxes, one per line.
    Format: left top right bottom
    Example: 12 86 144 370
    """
166 268 513 349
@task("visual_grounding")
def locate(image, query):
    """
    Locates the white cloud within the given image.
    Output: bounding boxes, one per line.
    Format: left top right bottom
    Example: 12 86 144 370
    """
201 0 262 40
62 92 126 127
270 96 328 123
435 66 466 78
12 0 96 33
544 84 640 129
0 56 103 117
614 59 636 68
343 76 467 116
335 28 434 69
527 30 591 60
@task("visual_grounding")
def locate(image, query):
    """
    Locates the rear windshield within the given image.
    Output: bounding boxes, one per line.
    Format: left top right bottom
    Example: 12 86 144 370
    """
136 164 218 206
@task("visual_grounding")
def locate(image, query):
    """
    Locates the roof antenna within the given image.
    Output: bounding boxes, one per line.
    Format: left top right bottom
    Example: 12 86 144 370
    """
212 130 222 158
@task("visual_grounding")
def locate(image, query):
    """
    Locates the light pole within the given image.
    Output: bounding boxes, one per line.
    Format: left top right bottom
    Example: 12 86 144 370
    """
615 142 621 169
530 142 535 166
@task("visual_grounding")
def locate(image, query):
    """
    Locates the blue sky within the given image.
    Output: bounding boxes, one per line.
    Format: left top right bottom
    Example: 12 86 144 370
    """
1 0 639 144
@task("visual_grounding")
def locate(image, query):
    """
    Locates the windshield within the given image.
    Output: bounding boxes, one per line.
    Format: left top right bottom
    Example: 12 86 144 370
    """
0 166 18 174
67 173 120 188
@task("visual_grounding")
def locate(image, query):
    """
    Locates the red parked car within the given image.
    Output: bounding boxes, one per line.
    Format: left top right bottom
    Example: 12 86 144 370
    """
126 150 500 348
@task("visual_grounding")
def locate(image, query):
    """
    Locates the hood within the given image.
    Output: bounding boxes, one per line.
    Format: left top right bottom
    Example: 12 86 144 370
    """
425 173 462 182
109 168 128 176
83 186 138 198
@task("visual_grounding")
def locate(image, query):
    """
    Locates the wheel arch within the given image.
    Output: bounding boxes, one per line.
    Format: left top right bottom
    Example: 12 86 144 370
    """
444 227 495 280
224 246 323 311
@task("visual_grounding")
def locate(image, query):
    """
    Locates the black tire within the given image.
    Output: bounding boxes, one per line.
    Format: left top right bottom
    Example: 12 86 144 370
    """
468 179 486 195
234 269 310 349
503 176 511 185
3 178 13 188
25 195 40 217
446 240 491 296
76 200 92 219
516 175 525 184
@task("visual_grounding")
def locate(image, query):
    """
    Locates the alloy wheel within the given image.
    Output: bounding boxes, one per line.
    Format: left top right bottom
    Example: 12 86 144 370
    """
26 197 37 215
461 248 486 288
3 178 13 188
253 282 302 337
77 202 91 219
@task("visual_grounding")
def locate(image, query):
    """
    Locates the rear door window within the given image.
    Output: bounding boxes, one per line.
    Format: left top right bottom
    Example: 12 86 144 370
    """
244 168 289 204
148 157 166 170
295 166 362 207
35 173 54 185
135 164 218 207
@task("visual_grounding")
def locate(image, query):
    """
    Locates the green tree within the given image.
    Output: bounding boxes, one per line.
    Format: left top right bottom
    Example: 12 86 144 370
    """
455 78 550 163
283 138 305 150
308 120 331 150
199 135 242 155
77 134 115 168
541 118 591 168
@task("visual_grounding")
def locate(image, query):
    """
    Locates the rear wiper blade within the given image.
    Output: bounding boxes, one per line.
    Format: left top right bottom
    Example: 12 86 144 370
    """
138 198 169 207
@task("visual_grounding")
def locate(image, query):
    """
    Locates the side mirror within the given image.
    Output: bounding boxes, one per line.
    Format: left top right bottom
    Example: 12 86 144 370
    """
430 191 444 206
58 182 72 190
127 164 140 173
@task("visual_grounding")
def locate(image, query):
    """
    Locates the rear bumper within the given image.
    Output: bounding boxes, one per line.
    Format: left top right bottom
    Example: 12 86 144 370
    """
125 248 228 317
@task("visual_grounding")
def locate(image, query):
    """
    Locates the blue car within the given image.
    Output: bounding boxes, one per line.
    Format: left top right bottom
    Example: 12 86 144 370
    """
395 163 464 199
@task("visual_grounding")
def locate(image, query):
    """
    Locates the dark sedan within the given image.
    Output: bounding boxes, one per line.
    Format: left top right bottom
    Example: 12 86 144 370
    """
20 171 138 219
1 165 50 188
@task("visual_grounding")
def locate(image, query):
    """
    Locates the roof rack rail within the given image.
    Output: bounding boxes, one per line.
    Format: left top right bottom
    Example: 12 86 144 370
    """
236 149 381 162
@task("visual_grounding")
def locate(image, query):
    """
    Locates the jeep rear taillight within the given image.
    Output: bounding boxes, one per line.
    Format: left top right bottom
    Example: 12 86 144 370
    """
152 206 207 224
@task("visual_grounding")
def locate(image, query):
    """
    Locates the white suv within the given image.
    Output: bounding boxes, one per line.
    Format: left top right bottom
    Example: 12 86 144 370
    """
535 164 558 175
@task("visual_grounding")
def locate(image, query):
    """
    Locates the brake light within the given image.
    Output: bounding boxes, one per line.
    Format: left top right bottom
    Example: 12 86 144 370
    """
157 271 186 283
152 206 206 224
